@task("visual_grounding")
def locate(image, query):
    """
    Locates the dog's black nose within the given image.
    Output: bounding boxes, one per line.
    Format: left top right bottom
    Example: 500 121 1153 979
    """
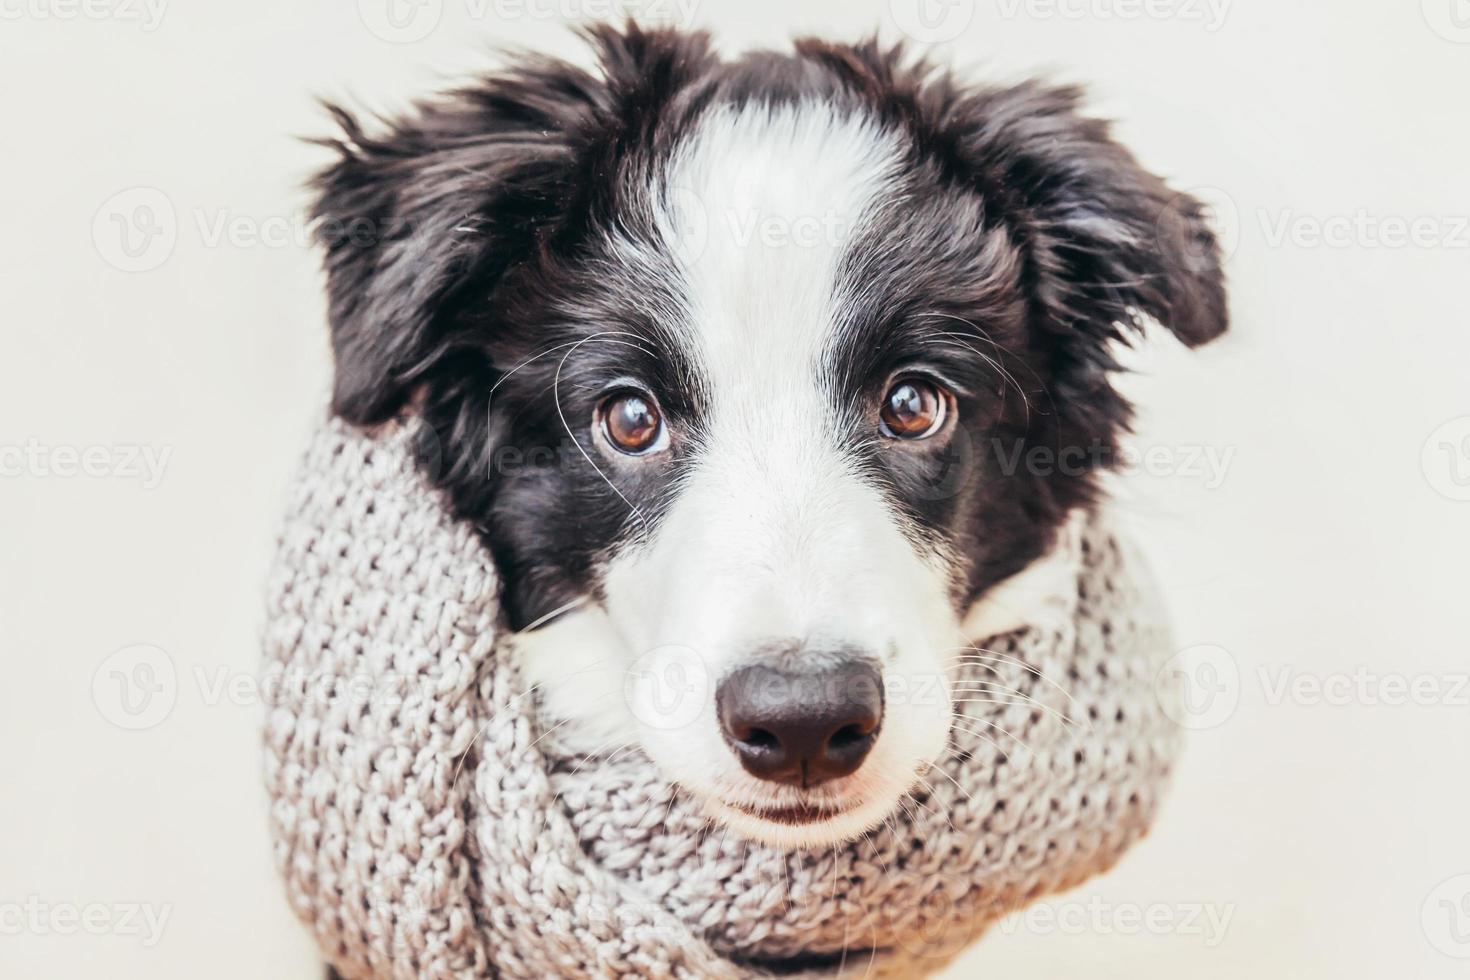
716 658 883 787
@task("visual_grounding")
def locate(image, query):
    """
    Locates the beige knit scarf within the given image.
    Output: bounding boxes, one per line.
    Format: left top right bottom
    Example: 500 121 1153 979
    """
262 416 1182 978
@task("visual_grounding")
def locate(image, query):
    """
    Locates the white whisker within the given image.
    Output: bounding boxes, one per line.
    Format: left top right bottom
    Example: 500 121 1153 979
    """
553 335 651 532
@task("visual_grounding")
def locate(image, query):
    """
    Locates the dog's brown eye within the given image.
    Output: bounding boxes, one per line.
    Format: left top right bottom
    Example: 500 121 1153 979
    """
599 391 665 455
880 378 948 440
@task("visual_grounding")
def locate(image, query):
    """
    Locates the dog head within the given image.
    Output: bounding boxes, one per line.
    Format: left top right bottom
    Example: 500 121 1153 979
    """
310 25 1226 848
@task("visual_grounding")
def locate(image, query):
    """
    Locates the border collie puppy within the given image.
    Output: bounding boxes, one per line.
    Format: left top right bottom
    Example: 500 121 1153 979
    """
311 23 1226 850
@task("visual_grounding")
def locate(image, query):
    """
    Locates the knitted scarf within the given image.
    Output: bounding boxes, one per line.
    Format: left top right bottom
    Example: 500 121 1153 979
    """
262 416 1182 979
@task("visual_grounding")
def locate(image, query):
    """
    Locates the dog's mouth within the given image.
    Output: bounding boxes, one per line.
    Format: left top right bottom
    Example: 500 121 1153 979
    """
727 799 854 825
734 946 889 975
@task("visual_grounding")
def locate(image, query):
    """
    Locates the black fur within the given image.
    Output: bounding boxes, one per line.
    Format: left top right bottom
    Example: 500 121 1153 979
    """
309 23 1227 629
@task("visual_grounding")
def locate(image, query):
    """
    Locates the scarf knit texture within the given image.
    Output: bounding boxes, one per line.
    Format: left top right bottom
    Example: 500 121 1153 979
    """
262 416 1183 979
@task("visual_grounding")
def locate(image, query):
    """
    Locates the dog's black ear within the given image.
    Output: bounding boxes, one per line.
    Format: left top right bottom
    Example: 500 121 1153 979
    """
959 79 1229 351
309 99 571 425
309 24 714 425
309 90 590 425
796 41 1227 351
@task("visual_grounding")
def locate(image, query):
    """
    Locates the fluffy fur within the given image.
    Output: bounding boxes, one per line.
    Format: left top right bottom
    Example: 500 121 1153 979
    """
309 23 1226 848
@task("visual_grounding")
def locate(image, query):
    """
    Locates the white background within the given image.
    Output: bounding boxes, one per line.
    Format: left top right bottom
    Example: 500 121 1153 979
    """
2 1 1468 977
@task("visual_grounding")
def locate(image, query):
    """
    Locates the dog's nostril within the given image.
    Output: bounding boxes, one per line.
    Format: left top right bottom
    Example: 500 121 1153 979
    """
715 656 884 788
742 727 779 750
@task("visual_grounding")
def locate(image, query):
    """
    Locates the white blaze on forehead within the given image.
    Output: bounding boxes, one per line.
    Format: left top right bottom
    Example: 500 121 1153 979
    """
656 103 906 402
